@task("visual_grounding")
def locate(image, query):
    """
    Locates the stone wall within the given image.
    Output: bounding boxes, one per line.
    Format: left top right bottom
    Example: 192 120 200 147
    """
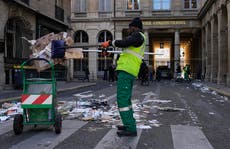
200 0 230 85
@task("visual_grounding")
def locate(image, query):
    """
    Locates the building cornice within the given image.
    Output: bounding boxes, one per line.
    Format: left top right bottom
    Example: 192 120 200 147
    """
198 0 215 19
71 16 198 23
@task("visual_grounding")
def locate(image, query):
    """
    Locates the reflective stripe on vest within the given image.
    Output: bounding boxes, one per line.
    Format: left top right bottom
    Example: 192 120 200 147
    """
115 32 146 77
123 32 146 60
123 49 143 59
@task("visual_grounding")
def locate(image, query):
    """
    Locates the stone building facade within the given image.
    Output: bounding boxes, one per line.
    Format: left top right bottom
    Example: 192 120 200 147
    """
71 0 210 81
1 0 230 89
0 0 71 89
199 0 230 85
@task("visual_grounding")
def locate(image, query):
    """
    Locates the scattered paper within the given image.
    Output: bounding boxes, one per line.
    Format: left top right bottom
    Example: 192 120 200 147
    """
0 116 10 122
0 102 23 122
137 125 152 129
209 112 215 115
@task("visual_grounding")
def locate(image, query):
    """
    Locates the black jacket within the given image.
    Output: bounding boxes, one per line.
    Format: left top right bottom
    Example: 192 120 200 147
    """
110 31 144 48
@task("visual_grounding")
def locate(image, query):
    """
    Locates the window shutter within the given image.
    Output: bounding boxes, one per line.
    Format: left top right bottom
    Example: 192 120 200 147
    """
99 0 103 11
74 0 80 12
106 0 111 11
81 0 86 12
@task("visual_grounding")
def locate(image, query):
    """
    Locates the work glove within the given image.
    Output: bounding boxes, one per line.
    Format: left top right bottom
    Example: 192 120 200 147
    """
101 48 109 56
101 40 111 48
98 47 111 56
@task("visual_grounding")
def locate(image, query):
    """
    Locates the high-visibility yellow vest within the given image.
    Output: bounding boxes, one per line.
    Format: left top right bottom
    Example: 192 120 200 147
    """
116 32 146 77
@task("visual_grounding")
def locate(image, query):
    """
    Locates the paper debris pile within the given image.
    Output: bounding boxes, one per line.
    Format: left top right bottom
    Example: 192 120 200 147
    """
56 94 176 129
29 32 83 71
192 82 229 100
0 102 23 122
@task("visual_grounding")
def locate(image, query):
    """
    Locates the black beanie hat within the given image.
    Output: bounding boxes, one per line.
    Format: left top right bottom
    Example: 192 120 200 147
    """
129 17 143 29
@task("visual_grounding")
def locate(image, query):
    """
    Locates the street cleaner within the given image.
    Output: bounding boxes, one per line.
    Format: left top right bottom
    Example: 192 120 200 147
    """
101 17 146 137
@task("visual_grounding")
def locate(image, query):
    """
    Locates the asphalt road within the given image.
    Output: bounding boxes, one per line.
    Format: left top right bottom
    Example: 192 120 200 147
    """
0 80 229 149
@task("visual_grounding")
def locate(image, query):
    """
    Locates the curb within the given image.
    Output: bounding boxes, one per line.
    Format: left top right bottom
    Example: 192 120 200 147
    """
0 82 96 103
208 86 230 97
57 82 96 93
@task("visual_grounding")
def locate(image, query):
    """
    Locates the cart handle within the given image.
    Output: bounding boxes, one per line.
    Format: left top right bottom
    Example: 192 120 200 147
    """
20 58 53 69
21 58 55 81
20 58 56 94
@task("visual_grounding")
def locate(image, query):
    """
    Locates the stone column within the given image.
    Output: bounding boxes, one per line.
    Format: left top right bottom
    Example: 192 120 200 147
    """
210 17 218 83
217 11 223 84
206 23 211 81
115 30 122 39
66 59 74 81
174 29 180 78
0 53 5 90
88 50 97 81
88 30 97 81
201 27 206 80
217 10 227 84
227 2 230 86
144 30 149 64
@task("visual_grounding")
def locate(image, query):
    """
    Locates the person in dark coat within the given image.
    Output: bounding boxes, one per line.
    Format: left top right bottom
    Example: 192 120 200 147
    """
83 66 90 82
109 63 115 82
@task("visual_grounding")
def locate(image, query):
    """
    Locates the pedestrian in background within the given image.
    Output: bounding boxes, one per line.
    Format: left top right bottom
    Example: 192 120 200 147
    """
139 60 148 85
149 66 154 82
156 67 161 81
101 17 146 137
108 63 115 82
83 66 90 82
103 66 108 81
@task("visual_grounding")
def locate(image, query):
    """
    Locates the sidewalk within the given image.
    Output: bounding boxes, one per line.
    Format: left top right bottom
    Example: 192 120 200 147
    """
0 80 96 103
203 81 230 97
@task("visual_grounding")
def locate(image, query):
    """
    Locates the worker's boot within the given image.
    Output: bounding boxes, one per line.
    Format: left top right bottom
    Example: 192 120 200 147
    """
117 130 137 137
116 125 126 130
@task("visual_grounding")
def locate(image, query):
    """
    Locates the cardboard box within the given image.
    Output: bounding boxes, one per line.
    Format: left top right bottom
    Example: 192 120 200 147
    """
65 48 83 59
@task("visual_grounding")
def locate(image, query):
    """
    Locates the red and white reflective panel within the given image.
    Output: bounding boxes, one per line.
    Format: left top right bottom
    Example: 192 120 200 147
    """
21 94 52 105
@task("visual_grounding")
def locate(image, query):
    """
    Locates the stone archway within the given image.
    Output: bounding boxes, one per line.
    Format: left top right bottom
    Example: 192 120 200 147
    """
4 16 32 85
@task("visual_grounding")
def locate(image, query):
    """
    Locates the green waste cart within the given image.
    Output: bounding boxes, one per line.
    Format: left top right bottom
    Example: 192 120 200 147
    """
13 58 62 135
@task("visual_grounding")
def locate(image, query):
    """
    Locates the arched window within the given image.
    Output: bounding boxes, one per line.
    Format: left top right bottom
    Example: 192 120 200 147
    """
73 30 89 73
74 52 88 72
74 30 88 43
98 30 113 42
5 17 32 58
97 30 113 75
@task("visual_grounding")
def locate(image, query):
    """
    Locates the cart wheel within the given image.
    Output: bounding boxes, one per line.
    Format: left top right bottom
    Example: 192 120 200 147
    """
13 114 23 135
54 113 62 134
